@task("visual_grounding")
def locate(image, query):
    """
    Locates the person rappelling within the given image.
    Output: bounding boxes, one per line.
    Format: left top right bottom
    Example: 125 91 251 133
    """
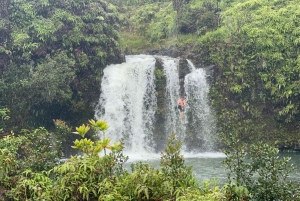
177 96 186 121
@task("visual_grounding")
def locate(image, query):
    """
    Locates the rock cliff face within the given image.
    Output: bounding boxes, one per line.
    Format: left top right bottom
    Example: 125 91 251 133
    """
178 59 191 96
144 44 213 94
153 58 167 151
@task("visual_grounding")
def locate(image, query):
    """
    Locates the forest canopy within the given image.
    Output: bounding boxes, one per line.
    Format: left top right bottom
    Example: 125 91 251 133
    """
0 0 123 130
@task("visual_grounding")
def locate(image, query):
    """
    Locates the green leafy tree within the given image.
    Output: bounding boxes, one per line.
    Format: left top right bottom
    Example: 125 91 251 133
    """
0 126 62 200
0 136 22 195
1 52 75 127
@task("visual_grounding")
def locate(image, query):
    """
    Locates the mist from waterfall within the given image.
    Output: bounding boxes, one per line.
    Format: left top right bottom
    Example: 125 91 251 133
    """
95 55 215 155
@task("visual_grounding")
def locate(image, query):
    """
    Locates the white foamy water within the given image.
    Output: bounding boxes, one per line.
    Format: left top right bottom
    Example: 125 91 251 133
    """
157 56 182 138
95 55 157 153
184 60 216 151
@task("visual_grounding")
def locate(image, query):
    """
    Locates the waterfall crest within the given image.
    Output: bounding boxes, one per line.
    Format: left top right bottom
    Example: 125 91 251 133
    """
95 55 215 153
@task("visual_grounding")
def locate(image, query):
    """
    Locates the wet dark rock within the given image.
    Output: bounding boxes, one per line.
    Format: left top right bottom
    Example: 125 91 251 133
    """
152 58 167 152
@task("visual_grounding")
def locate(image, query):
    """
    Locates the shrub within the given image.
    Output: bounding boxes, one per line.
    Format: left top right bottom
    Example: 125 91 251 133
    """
48 120 128 200
160 134 199 196
222 132 300 200
2 121 226 201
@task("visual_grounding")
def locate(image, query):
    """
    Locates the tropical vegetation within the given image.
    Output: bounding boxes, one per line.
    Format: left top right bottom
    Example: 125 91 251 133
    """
1 0 300 200
111 0 300 148
0 116 298 200
0 0 122 130
1 0 299 147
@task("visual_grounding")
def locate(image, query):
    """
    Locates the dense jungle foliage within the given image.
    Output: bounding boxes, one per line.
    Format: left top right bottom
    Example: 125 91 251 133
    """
0 0 123 131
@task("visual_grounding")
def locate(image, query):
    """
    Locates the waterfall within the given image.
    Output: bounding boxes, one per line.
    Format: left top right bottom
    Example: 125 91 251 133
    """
184 60 215 151
95 55 215 154
95 55 157 153
158 56 181 138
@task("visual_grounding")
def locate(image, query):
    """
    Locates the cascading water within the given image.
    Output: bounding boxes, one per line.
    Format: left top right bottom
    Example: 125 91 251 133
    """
158 56 181 138
184 60 215 151
95 55 157 153
95 55 215 154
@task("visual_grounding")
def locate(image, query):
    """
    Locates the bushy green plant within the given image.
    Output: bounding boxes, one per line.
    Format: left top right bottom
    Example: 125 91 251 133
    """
0 126 64 200
159 134 200 199
8 170 53 201
161 134 198 188
53 119 73 156
46 120 128 200
0 135 26 193
9 128 61 173
176 186 224 201
96 178 130 201
1 120 230 201
115 134 222 201
247 143 299 200
222 132 300 200
222 182 249 201
125 162 169 200
1 119 128 201
0 148 18 190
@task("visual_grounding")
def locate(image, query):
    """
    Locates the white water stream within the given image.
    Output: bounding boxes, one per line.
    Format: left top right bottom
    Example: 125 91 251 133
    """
184 60 215 151
95 55 156 153
159 56 180 138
